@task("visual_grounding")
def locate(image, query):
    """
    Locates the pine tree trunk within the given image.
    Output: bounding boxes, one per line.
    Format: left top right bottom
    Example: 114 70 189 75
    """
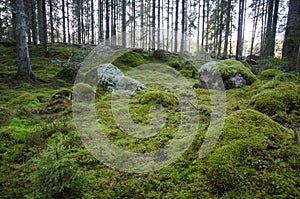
152 0 156 50
62 0 66 44
121 0 126 47
174 0 179 53
236 0 245 60
180 0 185 55
12 0 34 79
166 0 170 51
223 0 231 58
98 0 104 43
49 0 55 43
157 0 160 49
37 0 48 54
282 0 300 71
91 0 95 44
105 0 110 45
201 0 205 48
30 0 37 45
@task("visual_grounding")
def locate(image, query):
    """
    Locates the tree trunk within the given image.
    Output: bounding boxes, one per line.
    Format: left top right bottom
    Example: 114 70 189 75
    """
282 0 300 72
250 0 260 56
236 0 245 60
62 0 66 44
223 0 231 58
12 0 34 79
205 0 209 52
37 0 48 54
30 0 37 45
174 0 179 53
157 0 161 49
166 0 170 51
122 0 126 47
105 0 110 45
49 0 55 43
98 0 104 43
152 0 156 50
180 0 185 55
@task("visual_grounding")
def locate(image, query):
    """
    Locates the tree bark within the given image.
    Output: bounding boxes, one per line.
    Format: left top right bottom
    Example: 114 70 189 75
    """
174 0 179 53
37 0 48 54
236 0 245 60
282 0 300 71
11 0 34 79
223 0 231 58
122 0 126 47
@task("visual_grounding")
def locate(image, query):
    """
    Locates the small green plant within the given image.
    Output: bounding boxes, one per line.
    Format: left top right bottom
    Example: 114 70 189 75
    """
28 133 95 199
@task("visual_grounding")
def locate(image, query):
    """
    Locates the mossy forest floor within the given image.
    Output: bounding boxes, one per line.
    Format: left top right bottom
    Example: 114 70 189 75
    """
0 43 299 198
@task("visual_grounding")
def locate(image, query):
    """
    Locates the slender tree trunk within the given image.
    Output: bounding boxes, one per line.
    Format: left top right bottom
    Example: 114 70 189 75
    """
180 0 185 54
157 0 161 49
122 0 126 47
98 0 104 43
133 0 136 48
91 0 95 44
141 0 144 48
49 0 55 43
205 0 209 52
166 0 170 51
197 1 201 52
218 0 225 57
67 1 71 43
236 0 245 60
201 0 205 48
152 0 156 50
12 0 34 79
62 0 66 43
30 0 37 45
105 0 110 45
37 0 48 54
174 0 179 53
223 0 231 58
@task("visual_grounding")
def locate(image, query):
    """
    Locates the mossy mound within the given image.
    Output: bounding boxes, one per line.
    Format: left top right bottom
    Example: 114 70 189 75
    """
139 91 179 108
199 60 258 90
112 50 145 70
152 49 196 72
217 60 257 86
259 69 283 80
205 110 295 195
252 82 300 125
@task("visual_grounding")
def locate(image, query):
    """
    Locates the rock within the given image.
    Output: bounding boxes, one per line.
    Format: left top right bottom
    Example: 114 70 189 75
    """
97 63 145 93
198 60 257 90
229 74 246 88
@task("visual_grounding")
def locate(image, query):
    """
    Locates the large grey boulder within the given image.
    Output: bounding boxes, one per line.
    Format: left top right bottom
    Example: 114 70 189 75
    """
97 63 145 93
197 60 257 90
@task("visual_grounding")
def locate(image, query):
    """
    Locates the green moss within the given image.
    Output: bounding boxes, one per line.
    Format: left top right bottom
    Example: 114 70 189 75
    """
217 59 258 85
7 92 40 110
7 118 32 142
205 110 294 194
259 69 284 80
139 91 179 108
252 82 300 117
112 50 145 71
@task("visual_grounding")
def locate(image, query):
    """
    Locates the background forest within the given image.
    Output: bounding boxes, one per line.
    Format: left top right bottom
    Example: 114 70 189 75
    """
0 0 300 198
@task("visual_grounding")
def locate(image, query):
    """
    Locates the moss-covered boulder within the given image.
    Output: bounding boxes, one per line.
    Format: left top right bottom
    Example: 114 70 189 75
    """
97 63 145 93
198 60 258 90
112 50 145 70
205 110 295 195
251 82 300 125
139 91 179 108
259 69 283 80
